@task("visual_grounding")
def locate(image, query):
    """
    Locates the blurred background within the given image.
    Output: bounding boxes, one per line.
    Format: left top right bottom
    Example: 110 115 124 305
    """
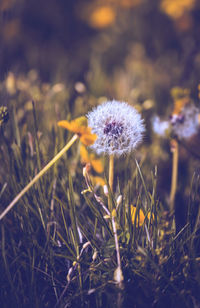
1 0 200 93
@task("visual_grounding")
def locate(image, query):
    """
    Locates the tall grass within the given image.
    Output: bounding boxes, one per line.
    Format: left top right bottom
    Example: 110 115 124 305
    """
0 78 200 307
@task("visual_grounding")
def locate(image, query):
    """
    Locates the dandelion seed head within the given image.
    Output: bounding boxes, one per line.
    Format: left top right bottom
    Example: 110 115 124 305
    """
87 100 145 156
171 104 199 139
151 115 170 136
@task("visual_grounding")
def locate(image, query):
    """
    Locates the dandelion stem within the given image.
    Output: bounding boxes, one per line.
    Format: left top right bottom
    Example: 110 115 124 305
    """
170 139 179 212
109 154 114 191
0 134 79 220
108 154 114 211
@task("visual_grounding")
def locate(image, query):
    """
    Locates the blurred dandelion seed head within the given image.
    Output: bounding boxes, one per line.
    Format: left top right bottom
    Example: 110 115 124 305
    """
152 115 170 136
87 100 145 156
171 104 199 139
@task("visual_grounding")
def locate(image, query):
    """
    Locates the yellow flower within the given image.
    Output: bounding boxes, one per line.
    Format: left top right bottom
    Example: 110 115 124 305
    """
79 143 89 161
131 205 153 227
170 87 190 116
58 116 97 146
89 6 116 29
90 157 104 173
80 144 104 174
160 0 195 19
131 205 145 227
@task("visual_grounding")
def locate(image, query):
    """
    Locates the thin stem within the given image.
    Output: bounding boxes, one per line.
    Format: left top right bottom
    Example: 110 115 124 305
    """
108 154 114 212
112 210 124 287
112 215 121 268
0 134 78 220
170 139 179 212
109 154 114 191
83 165 110 216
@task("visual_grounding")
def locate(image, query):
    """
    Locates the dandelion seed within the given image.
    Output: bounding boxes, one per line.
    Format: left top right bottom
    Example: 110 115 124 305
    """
87 100 145 156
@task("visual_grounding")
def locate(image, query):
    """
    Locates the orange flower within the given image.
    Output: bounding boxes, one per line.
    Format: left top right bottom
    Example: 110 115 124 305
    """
58 116 97 146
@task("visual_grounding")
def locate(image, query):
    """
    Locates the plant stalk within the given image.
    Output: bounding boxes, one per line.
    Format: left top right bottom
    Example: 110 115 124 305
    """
109 154 114 191
112 210 124 288
0 134 78 220
170 139 179 212
108 154 114 212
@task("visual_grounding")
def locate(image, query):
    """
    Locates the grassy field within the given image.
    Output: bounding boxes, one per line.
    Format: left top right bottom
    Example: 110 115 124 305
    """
1 1 200 307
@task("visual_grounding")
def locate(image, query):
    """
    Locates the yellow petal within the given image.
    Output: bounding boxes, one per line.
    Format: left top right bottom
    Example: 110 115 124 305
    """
58 117 97 145
91 158 104 173
58 120 74 131
58 116 88 134
80 133 97 146
80 144 90 163
74 116 88 127
131 205 145 227
90 176 105 187
147 212 154 221
80 145 104 173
